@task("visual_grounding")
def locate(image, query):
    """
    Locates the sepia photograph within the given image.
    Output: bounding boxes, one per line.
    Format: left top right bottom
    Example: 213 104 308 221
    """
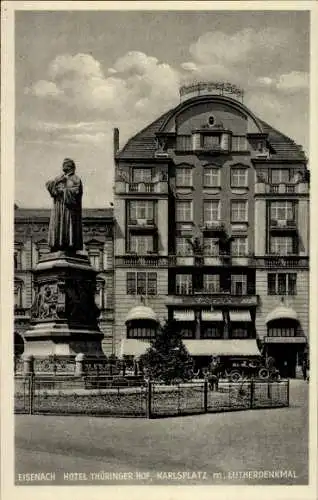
1 2 317 499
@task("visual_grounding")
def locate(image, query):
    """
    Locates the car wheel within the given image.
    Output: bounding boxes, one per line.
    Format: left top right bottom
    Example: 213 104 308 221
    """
258 368 269 379
230 370 242 382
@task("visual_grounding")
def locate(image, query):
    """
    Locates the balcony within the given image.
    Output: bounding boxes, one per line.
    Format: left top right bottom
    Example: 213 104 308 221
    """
116 255 168 267
166 293 259 308
127 219 157 232
201 221 225 233
270 219 297 232
255 256 309 269
114 181 168 195
255 182 309 195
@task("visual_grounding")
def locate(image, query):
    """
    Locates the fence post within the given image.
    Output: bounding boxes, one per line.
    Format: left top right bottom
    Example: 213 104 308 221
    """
203 379 208 413
250 380 254 409
22 354 34 376
267 381 272 400
29 373 34 415
286 379 290 407
75 353 85 377
146 380 152 419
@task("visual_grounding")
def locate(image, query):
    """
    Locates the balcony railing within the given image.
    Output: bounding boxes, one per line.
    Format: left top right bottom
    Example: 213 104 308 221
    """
128 219 157 231
115 255 169 267
270 219 297 230
201 221 225 232
114 181 168 195
255 256 309 269
255 182 309 195
169 254 252 266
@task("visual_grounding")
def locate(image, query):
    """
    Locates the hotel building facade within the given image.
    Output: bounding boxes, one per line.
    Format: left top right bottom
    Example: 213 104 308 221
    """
113 82 310 378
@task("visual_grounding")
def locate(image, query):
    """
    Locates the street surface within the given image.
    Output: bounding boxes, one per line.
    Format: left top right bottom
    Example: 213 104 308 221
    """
15 380 308 485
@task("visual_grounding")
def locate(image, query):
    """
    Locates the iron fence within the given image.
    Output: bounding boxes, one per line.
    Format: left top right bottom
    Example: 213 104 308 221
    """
14 376 289 418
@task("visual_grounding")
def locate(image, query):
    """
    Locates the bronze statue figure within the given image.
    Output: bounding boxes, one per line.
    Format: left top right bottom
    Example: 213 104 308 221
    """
46 158 83 252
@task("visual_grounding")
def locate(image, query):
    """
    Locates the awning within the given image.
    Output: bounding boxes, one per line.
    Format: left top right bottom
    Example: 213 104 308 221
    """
173 310 195 321
229 311 252 322
125 306 158 323
201 310 223 322
264 336 306 344
266 306 298 324
184 339 260 356
120 339 151 357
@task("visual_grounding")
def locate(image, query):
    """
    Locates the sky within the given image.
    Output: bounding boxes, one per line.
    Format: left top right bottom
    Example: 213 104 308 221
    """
15 9 310 208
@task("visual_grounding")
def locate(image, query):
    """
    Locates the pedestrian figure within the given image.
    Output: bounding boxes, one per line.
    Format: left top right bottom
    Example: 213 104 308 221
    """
208 357 220 391
302 358 307 381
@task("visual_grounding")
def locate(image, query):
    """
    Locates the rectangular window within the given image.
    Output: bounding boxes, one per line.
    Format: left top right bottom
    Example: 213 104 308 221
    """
127 327 156 339
231 200 248 222
179 326 195 339
176 201 192 222
126 272 157 296
132 168 152 183
14 248 22 270
129 200 154 221
203 238 219 256
203 168 220 187
130 235 153 254
270 201 294 221
204 200 220 222
176 274 193 295
231 237 248 256
14 282 23 309
176 237 192 255
203 135 220 149
231 168 248 188
271 169 290 184
176 168 192 187
267 273 297 295
231 274 247 295
201 326 222 339
270 236 294 255
232 136 248 151
231 327 249 339
268 327 296 337
203 274 220 293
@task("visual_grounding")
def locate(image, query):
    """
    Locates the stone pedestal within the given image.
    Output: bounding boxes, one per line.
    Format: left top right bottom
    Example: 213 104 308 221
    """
23 251 105 359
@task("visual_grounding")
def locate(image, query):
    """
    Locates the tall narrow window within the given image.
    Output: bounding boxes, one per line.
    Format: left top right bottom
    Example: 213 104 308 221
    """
203 274 220 293
176 274 193 295
203 168 220 187
231 200 248 222
14 281 23 309
176 168 192 187
176 201 192 222
231 274 247 295
231 168 248 187
231 237 248 256
203 238 219 256
203 200 220 222
176 237 192 255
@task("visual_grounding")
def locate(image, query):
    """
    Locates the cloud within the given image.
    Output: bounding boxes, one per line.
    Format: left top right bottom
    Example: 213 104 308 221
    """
25 79 63 97
276 71 309 91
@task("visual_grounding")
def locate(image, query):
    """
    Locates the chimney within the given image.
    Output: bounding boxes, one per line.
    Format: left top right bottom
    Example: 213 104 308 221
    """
113 128 119 157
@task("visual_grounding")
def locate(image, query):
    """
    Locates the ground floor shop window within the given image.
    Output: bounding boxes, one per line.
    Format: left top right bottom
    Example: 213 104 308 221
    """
201 325 223 338
230 325 249 338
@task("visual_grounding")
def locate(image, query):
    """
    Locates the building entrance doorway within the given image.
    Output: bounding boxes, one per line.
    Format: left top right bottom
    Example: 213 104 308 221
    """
266 344 298 378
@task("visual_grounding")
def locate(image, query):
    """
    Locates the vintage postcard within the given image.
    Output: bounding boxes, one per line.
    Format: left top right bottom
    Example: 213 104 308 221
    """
1 2 317 500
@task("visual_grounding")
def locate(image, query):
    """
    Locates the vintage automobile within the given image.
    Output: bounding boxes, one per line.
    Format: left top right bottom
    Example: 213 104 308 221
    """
217 356 279 382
